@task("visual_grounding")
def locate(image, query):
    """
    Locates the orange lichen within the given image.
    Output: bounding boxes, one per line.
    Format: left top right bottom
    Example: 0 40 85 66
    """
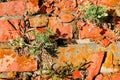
82 45 92 54
4 49 14 56
0 49 17 58
59 56 65 64
16 56 35 67
67 46 76 53
102 51 114 68
100 0 120 7
6 55 37 71
0 49 4 58
11 53 16 58
30 15 48 27
60 13 75 22
110 43 116 53
5 72 16 79
59 48 66 54
55 43 120 70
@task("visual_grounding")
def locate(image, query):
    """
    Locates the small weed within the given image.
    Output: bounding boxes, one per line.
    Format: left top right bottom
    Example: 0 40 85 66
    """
43 61 90 79
8 15 56 57
9 27 55 56
78 2 108 26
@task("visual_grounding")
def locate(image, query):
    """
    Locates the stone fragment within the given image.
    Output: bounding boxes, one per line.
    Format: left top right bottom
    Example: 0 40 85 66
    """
95 74 103 80
86 52 105 80
48 17 73 38
111 73 120 80
79 24 102 39
72 70 82 79
99 38 111 47
60 13 75 23
30 15 48 27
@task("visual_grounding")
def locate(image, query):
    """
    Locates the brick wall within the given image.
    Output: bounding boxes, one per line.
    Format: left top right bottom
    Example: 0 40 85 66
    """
0 0 120 79
0 0 39 42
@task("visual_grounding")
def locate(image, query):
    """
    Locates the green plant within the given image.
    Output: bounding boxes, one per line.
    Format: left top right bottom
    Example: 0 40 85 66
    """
8 14 56 57
43 61 90 79
78 2 108 26
9 27 55 56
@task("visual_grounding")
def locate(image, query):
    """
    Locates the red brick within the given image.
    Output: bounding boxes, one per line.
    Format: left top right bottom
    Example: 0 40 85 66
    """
103 28 115 39
99 0 120 7
102 73 120 80
89 0 120 7
77 21 85 28
72 70 82 79
48 17 73 38
95 74 103 80
99 38 111 47
86 52 105 80
112 73 120 80
27 0 39 14
0 49 37 72
0 20 22 42
0 0 25 16
79 24 102 39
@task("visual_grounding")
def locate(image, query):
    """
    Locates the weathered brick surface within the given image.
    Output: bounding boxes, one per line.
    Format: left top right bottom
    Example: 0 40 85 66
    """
0 0 25 16
48 17 73 38
0 49 37 72
0 0 119 79
0 19 22 42
27 0 39 14
30 15 48 27
86 52 105 80
54 43 120 73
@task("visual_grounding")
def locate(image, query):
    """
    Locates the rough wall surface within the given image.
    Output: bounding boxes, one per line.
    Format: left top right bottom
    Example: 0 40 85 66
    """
0 0 120 79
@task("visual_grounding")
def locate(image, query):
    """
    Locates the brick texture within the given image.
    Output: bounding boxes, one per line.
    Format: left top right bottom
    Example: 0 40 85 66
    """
0 20 22 42
0 0 25 16
0 49 37 72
